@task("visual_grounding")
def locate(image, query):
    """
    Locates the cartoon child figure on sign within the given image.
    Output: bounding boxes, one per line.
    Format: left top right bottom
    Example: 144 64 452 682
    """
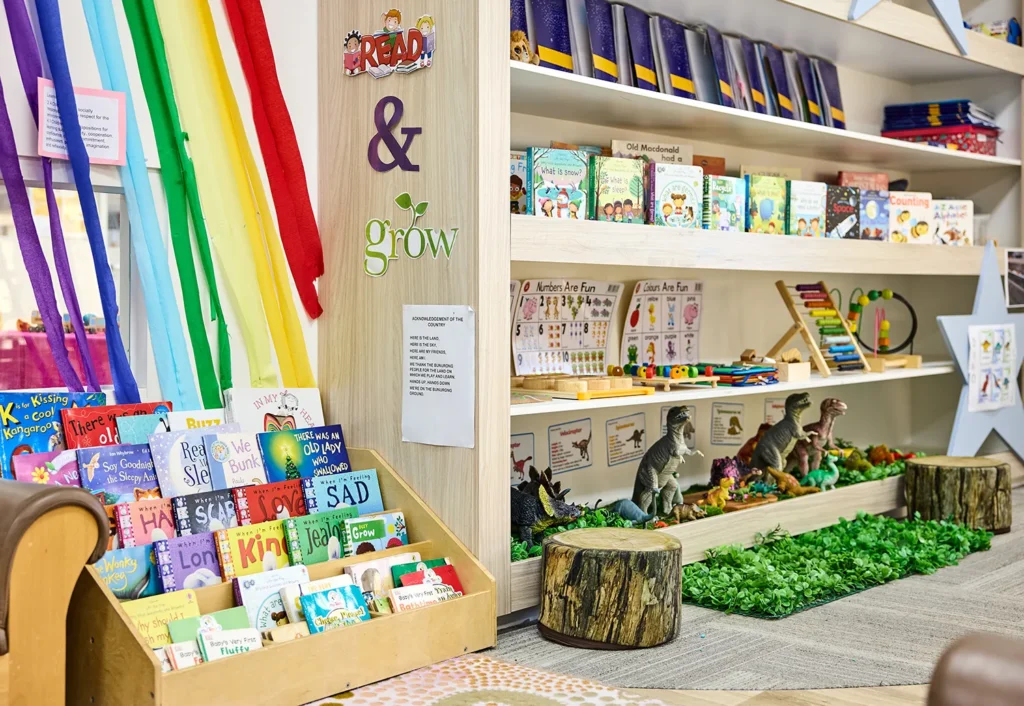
381 8 402 44
344 30 362 76
417 15 436 66
510 174 524 213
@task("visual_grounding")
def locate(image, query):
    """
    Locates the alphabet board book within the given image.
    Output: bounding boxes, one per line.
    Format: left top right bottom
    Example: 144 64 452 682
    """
78 444 159 505
165 409 224 432
648 163 702 228
0 391 105 479
786 181 827 237
149 423 241 498
214 519 290 580
167 606 250 644
234 564 310 630
280 573 355 624
745 175 786 233
11 449 79 486
155 533 223 593
116 413 170 445
122 589 200 648
525 148 589 219
342 511 408 556
620 279 703 368
859 190 890 240
203 432 267 490
511 150 528 214
117 498 176 547
284 507 359 566
889 191 933 243
301 585 371 634
233 479 308 525
399 563 464 595
61 401 172 449
588 156 645 223
198 628 262 662
611 140 693 166
345 551 421 606
933 199 974 246
172 489 238 535
223 387 325 433
95 544 159 600
258 424 352 482
826 185 860 239
301 469 385 516
702 176 746 232
391 557 451 586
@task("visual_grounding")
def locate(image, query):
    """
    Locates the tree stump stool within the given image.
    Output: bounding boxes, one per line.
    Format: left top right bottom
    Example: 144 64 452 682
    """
538 528 681 649
905 456 1012 534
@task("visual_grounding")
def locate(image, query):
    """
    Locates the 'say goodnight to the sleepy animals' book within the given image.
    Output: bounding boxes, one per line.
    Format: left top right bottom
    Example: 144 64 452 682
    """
78 444 159 505
526 148 588 219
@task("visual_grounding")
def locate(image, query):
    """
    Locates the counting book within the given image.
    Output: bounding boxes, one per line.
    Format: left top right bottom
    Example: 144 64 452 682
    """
172 489 238 535
284 507 359 566
94 544 159 600
258 424 351 482
342 512 408 556
301 585 370 634
116 498 176 547
149 424 241 498
745 175 786 234
526 148 589 219
786 181 827 237
0 391 105 479
234 564 310 630
61 401 172 449
223 388 325 433
300 468 384 516
232 479 307 525
155 533 223 593
11 449 79 486
889 191 933 244
78 444 159 505
648 163 702 228
588 156 645 223
116 413 170 445
203 432 267 490
702 176 745 232
825 185 860 239
214 520 289 580
122 590 200 648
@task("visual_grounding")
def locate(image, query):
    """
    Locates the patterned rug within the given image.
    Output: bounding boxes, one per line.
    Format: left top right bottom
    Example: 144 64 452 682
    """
304 655 669 705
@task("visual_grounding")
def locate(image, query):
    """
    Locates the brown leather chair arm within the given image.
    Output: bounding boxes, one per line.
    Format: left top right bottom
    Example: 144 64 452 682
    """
929 633 1024 706
0 480 107 655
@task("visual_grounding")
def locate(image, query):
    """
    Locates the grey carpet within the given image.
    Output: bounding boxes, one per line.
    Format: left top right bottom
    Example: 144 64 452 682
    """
490 490 1024 690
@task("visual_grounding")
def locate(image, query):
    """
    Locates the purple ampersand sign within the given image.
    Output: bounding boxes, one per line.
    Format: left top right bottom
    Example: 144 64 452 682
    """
367 96 422 172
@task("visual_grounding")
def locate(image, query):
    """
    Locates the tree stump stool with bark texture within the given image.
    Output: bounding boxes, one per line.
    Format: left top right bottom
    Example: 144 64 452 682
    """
538 528 681 649
905 456 1012 534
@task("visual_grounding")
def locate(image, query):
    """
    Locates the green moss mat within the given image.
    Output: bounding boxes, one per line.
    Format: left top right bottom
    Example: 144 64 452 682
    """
681 513 992 619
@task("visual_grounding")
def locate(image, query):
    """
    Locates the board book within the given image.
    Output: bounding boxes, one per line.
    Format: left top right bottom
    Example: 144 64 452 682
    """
165 409 224 431
648 163 703 228
344 550 421 606
198 628 262 662
390 557 451 586
78 444 159 505
11 449 79 486
284 507 359 566
588 156 645 223
389 583 462 613
167 606 250 644
301 584 371 634
301 468 384 516
0 391 105 479
122 590 200 648
280 573 355 624
343 511 408 556
116 413 170 445
116 498 176 547
214 519 290 580
165 641 203 670
61 402 171 449
825 185 860 239
702 176 745 232
399 564 464 595
94 544 159 600
786 181 827 237
172 489 238 535
511 150 529 214
203 432 267 490
889 191 933 244
526 147 589 219
859 190 889 241
223 388 325 433
933 199 974 246
232 479 307 525
610 140 692 166
149 423 241 498
258 424 351 482
234 564 310 630
155 533 223 593
745 175 786 233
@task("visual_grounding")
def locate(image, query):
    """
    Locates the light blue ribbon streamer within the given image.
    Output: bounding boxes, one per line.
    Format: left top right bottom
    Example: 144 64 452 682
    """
81 0 199 409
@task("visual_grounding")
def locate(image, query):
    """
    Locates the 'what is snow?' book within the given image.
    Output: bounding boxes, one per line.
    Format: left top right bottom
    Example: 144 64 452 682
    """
526 148 589 219
258 424 351 482
0 391 105 479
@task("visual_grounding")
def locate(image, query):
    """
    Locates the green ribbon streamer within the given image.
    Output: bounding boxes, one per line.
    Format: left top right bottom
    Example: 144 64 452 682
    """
123 0 232 403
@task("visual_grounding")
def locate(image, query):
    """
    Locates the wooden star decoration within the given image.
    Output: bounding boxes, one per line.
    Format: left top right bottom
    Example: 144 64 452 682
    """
849 0 969 55
937 242 1024 462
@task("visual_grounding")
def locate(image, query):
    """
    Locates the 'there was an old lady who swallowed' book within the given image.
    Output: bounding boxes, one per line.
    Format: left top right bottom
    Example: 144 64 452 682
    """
0 391 105 479
526 148 588 219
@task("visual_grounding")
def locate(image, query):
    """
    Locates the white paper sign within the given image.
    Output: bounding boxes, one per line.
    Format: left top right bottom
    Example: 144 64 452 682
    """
548 418 592 473
765 398 787 425
37 78 126 165
402 305 475 448
711 402 745 445
510 433 535 484
606 412 646 466
968 324 1017 412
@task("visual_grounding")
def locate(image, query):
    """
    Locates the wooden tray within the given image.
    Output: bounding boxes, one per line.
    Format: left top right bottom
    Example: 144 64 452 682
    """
511 375 654 401
865 353 923 373
66 449 496 706
723 495 779 512
630 374 720 391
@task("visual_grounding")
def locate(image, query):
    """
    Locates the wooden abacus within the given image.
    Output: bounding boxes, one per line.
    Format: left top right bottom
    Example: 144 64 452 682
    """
766 280 870 378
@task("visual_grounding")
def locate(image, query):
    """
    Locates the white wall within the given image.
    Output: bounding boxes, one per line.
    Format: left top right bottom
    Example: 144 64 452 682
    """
0 0 318 400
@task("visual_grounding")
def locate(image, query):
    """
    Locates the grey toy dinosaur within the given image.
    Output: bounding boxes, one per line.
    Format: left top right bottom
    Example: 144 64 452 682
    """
600 498 656 524
510 466 582 548
749 392 815 480
786 397 847 478
632 406 703 515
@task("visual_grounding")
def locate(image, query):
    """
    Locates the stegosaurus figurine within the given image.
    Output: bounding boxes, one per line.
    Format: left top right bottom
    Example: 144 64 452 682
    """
510 467 583 549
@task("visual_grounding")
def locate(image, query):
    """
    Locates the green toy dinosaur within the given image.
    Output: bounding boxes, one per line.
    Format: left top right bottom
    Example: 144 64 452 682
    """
801 456 840 491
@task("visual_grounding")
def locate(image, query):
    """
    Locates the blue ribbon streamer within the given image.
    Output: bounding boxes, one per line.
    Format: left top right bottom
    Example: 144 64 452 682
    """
81 0 199 409
33 0 139 402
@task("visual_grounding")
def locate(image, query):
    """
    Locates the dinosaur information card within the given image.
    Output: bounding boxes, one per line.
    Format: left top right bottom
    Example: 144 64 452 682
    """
711 402 745 446
548 418 592 474
510 433 535 485
606 412 646 466
620 280 703 368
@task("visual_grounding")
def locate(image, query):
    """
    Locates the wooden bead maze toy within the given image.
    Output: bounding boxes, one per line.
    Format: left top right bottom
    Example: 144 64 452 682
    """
766 280 870 377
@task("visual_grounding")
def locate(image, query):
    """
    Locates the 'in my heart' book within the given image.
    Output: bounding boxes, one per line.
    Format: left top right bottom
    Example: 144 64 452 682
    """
223 388 324 433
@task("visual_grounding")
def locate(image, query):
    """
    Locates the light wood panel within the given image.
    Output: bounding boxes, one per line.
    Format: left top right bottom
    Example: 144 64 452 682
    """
317 1 510 611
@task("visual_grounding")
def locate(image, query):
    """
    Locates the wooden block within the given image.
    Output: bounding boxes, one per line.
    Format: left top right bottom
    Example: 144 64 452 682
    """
780 347 803 363
523 377 556 390
586 378 611 391
553 379 588 393
510 376 525 387
777 361 810 382
609 377 633 390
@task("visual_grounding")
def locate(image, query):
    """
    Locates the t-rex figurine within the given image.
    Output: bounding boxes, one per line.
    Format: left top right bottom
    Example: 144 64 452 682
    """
632 406 703 515
510 466 582 548
801 456 840 491
750 392 815 478
738 422 772 466
786 397 847 478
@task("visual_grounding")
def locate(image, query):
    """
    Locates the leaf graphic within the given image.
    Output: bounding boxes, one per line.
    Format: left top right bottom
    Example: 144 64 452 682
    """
394 192 413 210
414 201 429 217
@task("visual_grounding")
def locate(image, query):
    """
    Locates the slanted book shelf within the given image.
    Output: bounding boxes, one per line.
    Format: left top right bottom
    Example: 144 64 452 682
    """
65 449 496 706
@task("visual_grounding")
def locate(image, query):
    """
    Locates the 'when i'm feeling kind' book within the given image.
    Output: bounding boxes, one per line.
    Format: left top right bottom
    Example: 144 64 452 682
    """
301 468 384 516
149 423 241 498
215 520 290 580
61 401 172 449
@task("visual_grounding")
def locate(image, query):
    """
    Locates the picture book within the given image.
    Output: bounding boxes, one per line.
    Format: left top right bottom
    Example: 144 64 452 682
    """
839 171 888 191
167 606 250 644
389 583 462 613
859 190 890 241
172 489 238 535
826 185 860 239
610 140 692 166
622 4 657 91
342 512 408 556
11 449 79 486
683 26 721 105
155 646 173 673
116 498 176 547
344 551 421 606
588 156 645 223
165 409 224 431
122 590 199 648
280 574 355 624
223 388 325 433
705 26 734 109
78 444 159 505
198 628 262 662
0 391 105 479
284 507 359 566
116 413 170 445
740 165 801 179
234 564 310 630
166 641 203 670
694 155 725 176
232 479 307 525
530 0 575 73
889 191 933 244
149 423 241 498
739 36 767 114
761 43 794 120
786 181 827 237
745 175 786 233
94 544 159 600
103 504 119 551
258 424 351 482
203 432 267 490
391 558 451 586
648 163 703 228
702 176 746 232
301 584 370 634
511 151 529 214
933 199 974 246
61 402 172 449
651 15 695 100
782 50 806 121
795 52 823 125
301 468 384 516
812 57 845 129
526 147 589 220
214 519 289 580
399 563 464 595
584 0 617 83
155 533 223 593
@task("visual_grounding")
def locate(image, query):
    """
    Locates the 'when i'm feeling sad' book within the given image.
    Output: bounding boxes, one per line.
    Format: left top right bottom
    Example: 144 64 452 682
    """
301 468 384 516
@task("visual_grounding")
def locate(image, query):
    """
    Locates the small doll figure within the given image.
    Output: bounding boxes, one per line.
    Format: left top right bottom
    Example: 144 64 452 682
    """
417 15 436 66
344 30 362 76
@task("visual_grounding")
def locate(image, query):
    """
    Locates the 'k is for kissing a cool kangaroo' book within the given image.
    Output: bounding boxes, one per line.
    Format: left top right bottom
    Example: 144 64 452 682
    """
0 391 105 479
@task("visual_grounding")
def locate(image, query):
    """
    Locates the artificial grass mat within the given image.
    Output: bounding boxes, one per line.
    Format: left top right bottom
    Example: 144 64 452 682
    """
681 512 992 619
